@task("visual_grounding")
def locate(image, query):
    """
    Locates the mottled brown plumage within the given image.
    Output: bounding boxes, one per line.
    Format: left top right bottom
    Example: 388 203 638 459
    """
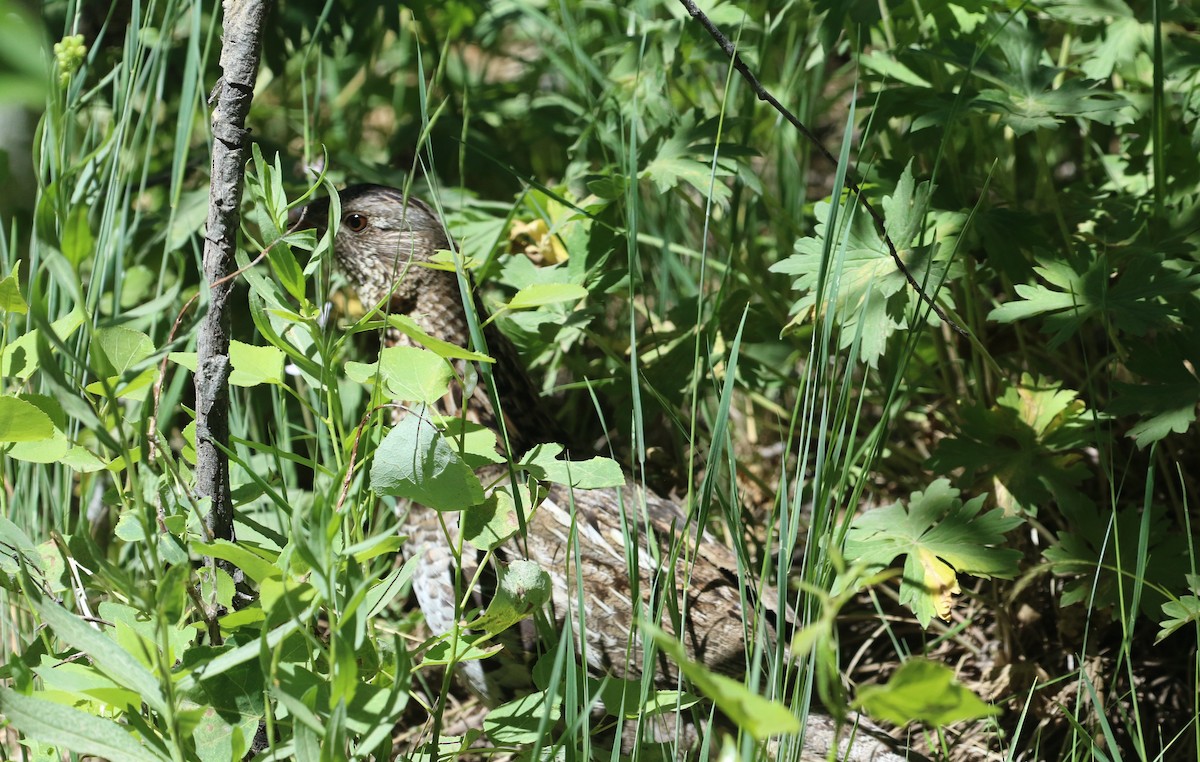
294 185 913 760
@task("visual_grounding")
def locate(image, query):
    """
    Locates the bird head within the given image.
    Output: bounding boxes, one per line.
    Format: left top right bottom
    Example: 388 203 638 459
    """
290 184 452 312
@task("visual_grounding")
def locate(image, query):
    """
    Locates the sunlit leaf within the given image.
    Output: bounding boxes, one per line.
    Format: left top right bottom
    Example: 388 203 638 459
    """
0 395 54 442
504 282 587 311
519 442 624 489
386 314 494 363
370 408 484 511
0 273 28 313
462 483 533 551
855 659 999 726
346 345 453 404
841 479 1022 626
0 688 168 762
769 161 952 367
483 690 561 745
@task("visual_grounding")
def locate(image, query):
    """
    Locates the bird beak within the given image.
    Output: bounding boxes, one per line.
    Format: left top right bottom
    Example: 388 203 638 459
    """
287 196 330 233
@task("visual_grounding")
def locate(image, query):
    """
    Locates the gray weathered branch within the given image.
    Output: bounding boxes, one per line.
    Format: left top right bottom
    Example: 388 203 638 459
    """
196 0 270 595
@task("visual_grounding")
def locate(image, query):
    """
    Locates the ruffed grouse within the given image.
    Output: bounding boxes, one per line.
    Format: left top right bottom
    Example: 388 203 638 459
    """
293 184 911 761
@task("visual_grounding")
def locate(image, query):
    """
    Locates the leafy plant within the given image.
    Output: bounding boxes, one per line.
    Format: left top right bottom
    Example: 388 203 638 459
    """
839 479 1023 626
929 373 1094 516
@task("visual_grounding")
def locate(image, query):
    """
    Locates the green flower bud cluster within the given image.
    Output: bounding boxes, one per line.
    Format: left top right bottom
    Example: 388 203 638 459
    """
53 34 86 88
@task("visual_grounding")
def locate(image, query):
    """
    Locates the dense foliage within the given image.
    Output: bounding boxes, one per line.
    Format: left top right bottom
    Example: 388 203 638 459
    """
0 0 1197 760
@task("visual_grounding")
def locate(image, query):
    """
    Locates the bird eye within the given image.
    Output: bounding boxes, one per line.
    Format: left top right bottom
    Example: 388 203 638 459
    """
343 213 369 232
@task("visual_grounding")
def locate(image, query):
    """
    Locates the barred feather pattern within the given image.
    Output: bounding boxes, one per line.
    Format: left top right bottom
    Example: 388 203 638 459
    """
295 185 914 761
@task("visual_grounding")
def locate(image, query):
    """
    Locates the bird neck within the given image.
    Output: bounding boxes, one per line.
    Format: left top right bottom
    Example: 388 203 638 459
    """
389 268 557 458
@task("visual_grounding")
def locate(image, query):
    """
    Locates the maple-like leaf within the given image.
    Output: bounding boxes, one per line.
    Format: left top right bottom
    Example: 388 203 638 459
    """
840 480 1023 627
928 374 1093 515
965 20 1132 135
1108 332 1200 448
641 112 738 206
769 161 953 367
988 252 1199 347
1044 486 1190 619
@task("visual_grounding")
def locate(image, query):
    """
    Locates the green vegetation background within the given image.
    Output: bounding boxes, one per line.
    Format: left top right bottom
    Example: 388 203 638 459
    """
0 0 1197 760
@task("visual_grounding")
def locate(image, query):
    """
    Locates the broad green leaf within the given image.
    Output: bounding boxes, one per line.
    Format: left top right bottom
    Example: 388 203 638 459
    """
61 445 107 472
463 559 551 636
30 597 168 717
61 205 94 266
462 483 532 551
598 677 700 719
855 659 999 726
504 282 587 311
0 395 54 442
483 690 561 745
518 443 624 489
176 609 310 694
769 162 951 367
0 273 28 313
169 341 284 387
1115 387 1196 448
841 479 1022 626
928 375 1092 514
858 50 932 88
87 326 159 400
346 345 453 404
103 601 193 673
1045 491 1188 618
436 417 504 468
1 307 85 381
84 369 157 402
7 427 68 462
370 408 484 511
974 82 1131 135
420 637 502 668
32 660 141 711
7 395 70 466
644 622 799 740
641 112 735 205
115 265 157 310
966 22 1132 135
988 253 1197 346
1079 16 1143 80
191 539 281 584
228 341 284 386
0 688 169 762
190 704 252 762
1156 595 1200 644
1108 336 1200 448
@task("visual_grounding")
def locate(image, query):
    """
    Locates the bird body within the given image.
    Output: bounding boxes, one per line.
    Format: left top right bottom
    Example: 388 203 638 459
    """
295 184 769 690
293 184 912 760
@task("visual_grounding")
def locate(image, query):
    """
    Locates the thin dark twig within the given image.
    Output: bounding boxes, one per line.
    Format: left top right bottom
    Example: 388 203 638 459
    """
678 0 968 337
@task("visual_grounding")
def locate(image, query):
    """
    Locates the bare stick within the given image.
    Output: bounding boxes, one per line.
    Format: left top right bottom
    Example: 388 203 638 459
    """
678 0 967 336
195 0 271 598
